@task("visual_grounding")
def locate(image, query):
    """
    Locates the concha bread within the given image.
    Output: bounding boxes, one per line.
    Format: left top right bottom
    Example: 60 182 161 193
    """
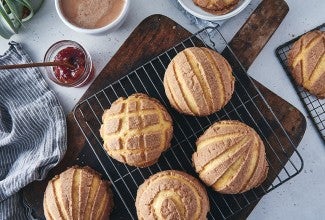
192 120 268 194
164 47 235 116
100 93 173 167
136 170 210 220
193 0 240 15
288 30 325 98
43 166 113 220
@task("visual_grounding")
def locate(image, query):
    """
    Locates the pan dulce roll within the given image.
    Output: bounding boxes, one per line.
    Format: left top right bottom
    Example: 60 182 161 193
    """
192 120 268 194
288 30 325 98
43 166 113 220
136 170 210 220
100 93 173 167
164 47 235 116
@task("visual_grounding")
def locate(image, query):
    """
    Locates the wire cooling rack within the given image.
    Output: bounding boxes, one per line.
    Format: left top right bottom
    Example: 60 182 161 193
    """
275 23 325 144
73 27 303 219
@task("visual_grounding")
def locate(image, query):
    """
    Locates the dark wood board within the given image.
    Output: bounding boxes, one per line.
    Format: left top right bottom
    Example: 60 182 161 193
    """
24 0 306 219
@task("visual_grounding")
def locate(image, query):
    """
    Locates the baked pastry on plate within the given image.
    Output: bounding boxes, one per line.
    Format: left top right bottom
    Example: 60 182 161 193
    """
192 120 268 194
100 93 173 167
193 0 240 15
177 0 252 21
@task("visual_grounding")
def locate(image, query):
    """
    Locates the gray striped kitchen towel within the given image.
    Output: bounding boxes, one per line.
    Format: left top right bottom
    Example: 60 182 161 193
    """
0 42 67 219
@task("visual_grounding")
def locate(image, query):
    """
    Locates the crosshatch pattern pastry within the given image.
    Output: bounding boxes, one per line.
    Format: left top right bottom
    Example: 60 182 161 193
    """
288 30 325 98
136 170 210 220
100 93 173 167
192 120 268 194
193 0 240 15
164 47 235 116
43 166 113 220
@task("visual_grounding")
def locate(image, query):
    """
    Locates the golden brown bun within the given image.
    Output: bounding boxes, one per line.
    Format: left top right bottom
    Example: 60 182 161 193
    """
193 0 240 15
192 120 268 194
100 93 173 167
136 170 210 220
164 47 235 116
43 166 113 220
288 30 325 98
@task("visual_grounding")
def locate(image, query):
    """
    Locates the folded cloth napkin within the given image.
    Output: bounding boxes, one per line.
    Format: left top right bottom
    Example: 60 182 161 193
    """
0 42 67 219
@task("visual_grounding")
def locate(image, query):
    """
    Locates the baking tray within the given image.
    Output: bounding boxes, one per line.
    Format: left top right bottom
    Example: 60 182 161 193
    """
275 23 325 144
73 27 303 219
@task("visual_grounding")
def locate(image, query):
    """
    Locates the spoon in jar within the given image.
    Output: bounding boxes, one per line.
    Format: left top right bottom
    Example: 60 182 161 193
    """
0 61 75 70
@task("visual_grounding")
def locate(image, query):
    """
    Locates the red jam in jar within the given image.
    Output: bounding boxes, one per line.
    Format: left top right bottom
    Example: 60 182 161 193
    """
44 40 94 87
53 47 85 84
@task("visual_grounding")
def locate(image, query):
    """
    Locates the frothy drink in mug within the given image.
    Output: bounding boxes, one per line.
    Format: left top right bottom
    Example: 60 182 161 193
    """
60 0 125 29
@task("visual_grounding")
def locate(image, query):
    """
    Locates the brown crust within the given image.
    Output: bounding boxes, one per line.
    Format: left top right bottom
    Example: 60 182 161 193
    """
136 170 210 220
193 0 240 15
43 166 113 220
99 93 173 167
164 47 235 116
192 120 268 194
288 30 325 98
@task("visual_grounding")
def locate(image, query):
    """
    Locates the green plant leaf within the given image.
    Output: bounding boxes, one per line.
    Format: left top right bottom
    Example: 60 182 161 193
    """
0 2 18 33
0 6 14 38
19 0 33 10
0 22 13 39
4 0 24 25
2 2 10 14
6 1 23 29
0 0 44 39
16 0 44 21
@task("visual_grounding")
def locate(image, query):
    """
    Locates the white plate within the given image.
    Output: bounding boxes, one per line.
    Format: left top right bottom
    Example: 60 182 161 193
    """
178 0 252 21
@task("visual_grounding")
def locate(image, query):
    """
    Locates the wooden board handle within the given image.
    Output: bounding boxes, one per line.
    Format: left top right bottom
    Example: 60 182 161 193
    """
229 0 289 70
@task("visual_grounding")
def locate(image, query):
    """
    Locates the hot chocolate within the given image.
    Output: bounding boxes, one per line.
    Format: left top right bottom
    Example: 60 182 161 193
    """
60 0 125 29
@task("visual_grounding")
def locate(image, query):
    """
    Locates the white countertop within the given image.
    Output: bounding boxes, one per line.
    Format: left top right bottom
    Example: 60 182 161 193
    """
1 0 324 219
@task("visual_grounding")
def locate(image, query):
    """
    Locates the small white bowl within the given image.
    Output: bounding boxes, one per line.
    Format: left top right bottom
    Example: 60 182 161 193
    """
178 0 252 21
55 0 130 34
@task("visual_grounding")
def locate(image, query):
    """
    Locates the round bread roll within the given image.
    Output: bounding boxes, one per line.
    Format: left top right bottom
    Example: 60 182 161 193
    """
288 30 325 98
136 170 210 220
100 93 173 167
164 47 235 116
193 0 240 15
192 120 268 194
43 166 113 220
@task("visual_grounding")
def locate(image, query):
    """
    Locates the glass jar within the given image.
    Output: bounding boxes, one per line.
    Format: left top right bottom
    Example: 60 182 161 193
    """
44 40 94 87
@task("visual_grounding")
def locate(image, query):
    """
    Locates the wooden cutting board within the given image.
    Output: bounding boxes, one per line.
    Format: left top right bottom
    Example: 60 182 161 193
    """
23 0 306 219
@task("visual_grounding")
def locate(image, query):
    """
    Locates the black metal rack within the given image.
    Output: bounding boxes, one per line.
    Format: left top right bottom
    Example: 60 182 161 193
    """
73 27 303 219
275 23 325 144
